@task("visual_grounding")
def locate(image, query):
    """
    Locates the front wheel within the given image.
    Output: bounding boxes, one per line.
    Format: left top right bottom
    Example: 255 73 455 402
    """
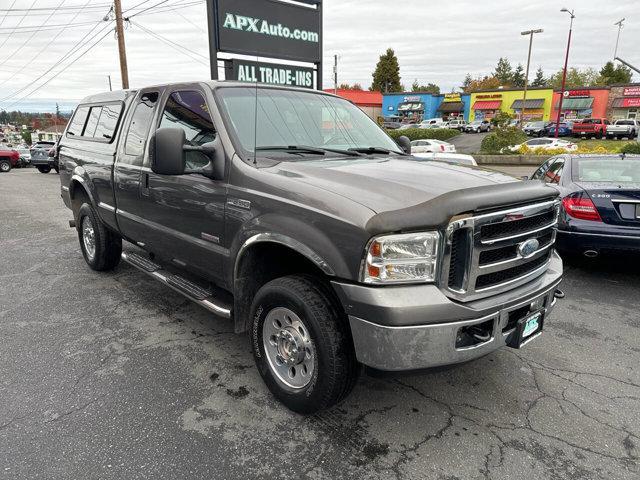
0 159 11 172
77 203 122 271
251 275 359 414
36 165 51 173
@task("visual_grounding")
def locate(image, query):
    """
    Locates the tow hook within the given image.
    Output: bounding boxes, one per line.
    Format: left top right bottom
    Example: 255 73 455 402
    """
554 289 565 299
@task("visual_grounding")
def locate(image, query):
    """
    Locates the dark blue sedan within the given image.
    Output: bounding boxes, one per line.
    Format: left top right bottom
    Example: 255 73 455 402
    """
531 154 640 258
547 121 574 137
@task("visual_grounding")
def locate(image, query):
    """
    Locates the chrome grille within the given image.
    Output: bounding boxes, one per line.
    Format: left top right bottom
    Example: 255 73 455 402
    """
441 200 559 302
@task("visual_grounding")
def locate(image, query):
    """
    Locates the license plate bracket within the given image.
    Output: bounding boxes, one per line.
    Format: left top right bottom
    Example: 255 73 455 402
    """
507 310 544 349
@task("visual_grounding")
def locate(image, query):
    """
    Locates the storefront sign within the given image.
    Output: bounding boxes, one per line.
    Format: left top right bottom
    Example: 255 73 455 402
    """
443 93 461 103
564 89 590 98
403 95 422 102
623 86 640 97
476 93 502 99
226 59 314 88
214 0 322 62
622 97 640 108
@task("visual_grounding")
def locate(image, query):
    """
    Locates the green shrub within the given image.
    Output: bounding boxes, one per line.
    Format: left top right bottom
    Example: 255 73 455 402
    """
386 128 460 142
620 142 640 154
490 111 514 128
480 127 528 154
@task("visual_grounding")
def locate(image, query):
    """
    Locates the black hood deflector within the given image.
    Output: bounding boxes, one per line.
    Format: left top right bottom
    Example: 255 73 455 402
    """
365 181 559 235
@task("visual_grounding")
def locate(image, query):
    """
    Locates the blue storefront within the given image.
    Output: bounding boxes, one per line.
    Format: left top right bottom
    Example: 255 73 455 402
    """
383 92 470 122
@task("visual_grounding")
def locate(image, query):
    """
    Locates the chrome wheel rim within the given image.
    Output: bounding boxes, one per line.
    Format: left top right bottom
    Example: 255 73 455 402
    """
262 307 315 389
0 162 9 171
81 216 96 261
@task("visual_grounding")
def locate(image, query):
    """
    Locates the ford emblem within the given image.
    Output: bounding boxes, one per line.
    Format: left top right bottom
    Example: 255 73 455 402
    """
518 238 540 258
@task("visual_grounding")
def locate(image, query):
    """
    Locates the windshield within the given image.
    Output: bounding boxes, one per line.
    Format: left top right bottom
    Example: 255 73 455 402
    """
217 87 402 156
574 157 640 183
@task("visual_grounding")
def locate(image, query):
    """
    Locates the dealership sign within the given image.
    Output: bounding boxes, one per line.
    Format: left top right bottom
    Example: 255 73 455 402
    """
227 59 314 88
207 0 323 88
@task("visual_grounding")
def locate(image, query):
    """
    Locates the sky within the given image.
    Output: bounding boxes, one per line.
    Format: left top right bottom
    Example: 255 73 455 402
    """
0 0 638 112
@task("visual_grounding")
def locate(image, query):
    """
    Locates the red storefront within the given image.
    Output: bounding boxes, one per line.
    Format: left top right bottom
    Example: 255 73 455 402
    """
323 89 382 120
609 85 640 120
552 87 609 121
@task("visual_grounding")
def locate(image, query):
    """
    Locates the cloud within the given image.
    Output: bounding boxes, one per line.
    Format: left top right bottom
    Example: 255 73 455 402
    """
0 0 637 111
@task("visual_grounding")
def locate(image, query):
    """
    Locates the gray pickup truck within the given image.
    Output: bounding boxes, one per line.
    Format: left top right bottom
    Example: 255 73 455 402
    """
57 82 563 413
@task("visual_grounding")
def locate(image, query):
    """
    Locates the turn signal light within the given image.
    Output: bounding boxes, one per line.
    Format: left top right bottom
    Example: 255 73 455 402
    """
562 195 602 222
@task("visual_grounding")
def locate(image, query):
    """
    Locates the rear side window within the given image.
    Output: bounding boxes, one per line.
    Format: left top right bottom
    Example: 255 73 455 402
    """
94 104 122 140
67 106 90 136
123 92 159 163
83 107 102 137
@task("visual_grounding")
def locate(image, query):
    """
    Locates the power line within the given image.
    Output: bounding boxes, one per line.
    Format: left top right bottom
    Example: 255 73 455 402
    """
125 0 169 18
0 0 18 28
132 0 204 17
130 19 208 66
0 20 103 33
0 3 111 12
0 0 66 67
0 0 94 86
0 0 37 51
0 18 113 103
2 27 114 110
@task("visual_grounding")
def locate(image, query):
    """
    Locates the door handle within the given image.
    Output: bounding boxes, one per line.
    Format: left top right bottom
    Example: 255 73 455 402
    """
141 172 150 196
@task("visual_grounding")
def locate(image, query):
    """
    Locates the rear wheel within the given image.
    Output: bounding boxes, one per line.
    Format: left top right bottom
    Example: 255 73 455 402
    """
36 165 51 173
77 203 122 271
251 275 359 414
0 159 11 172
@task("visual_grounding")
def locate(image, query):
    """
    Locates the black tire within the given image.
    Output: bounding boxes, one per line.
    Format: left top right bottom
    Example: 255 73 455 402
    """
53 166 59 174
37 165 51 173
250 275 360 414
76 203 122 271
0 159 11 173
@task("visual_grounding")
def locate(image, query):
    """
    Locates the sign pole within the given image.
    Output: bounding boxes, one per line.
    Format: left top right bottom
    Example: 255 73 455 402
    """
206 0 219 80
316 1 323 90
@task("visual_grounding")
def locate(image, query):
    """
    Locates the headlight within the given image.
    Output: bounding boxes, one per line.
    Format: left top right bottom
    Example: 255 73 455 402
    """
362 232 440 284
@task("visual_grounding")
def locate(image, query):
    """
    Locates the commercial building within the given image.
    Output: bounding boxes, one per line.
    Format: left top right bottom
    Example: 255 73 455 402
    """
382 92 470 122
551 87 609 121
607 84 640 120
324 89 383 120
468 87 554 122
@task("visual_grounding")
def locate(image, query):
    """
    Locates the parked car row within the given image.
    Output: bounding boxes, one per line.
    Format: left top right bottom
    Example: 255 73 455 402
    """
0 141 59 173
523 119 639 140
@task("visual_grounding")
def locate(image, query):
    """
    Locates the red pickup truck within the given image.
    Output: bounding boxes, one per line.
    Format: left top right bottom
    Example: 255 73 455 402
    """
571 118 610 139
0 144 20 173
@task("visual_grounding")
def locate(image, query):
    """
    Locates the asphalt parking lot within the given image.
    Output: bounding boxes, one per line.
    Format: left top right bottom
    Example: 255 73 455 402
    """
449 131 489 154
1 169 639 480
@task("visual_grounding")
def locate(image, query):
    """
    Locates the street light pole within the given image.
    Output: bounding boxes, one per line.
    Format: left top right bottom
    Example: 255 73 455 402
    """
555 8 575 138
520 28 543 124
613 18 625 60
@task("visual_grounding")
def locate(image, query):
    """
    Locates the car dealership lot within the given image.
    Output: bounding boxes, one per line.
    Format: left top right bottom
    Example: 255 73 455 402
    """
1 169 638 480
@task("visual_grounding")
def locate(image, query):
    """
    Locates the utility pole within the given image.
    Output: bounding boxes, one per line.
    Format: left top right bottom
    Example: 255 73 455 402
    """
108 75 112 91
613 18 625 60
520 28 543 124
555 8 575 138
333 54 338 95
113 0 129 89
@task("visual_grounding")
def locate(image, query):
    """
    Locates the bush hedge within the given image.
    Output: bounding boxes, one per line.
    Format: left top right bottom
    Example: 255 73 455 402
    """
386 128 460 142
620 142 640 154
480 127 528 154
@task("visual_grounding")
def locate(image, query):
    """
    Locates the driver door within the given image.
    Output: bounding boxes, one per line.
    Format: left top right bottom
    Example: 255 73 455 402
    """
138 86 227 283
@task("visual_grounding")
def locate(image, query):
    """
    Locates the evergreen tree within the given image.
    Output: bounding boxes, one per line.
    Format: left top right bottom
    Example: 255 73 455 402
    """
493 57 513 85
512 63 525 88
411 80 440 94
370 48 402 93
599 61 632 85
531 67 546 87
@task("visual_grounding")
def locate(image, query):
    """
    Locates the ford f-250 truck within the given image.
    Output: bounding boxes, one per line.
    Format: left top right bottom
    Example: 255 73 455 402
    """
57 82 563 413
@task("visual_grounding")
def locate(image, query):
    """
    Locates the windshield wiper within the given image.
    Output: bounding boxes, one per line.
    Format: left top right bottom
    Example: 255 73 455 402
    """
348 146 402 155
256 145 362 157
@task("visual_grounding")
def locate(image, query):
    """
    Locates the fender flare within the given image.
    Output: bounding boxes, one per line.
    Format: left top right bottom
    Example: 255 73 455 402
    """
69 173 96 206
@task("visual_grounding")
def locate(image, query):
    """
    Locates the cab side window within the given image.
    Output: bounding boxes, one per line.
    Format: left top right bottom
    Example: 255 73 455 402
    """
123 92 159 165
159 90 216 170
544 159 564 184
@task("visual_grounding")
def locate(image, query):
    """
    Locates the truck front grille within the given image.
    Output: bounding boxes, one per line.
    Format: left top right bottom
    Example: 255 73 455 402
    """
442 199 559 302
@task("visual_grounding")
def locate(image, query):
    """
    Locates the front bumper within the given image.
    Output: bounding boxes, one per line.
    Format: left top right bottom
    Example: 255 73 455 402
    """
331 251 562 371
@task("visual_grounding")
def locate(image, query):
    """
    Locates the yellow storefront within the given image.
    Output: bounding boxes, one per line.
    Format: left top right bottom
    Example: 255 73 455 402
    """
469 87 554 122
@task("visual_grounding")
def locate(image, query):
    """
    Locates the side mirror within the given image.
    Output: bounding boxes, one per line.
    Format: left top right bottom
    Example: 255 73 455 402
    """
150 127 186 175
396 135 411 154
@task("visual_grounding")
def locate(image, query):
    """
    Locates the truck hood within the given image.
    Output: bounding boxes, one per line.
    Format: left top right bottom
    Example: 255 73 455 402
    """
266 156 518 213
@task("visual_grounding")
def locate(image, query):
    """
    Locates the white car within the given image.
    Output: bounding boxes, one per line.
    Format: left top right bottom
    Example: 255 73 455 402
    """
410 139 456 153
398 123 419 130
505 137 578 153
420 117 446 127
411 152 477 166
